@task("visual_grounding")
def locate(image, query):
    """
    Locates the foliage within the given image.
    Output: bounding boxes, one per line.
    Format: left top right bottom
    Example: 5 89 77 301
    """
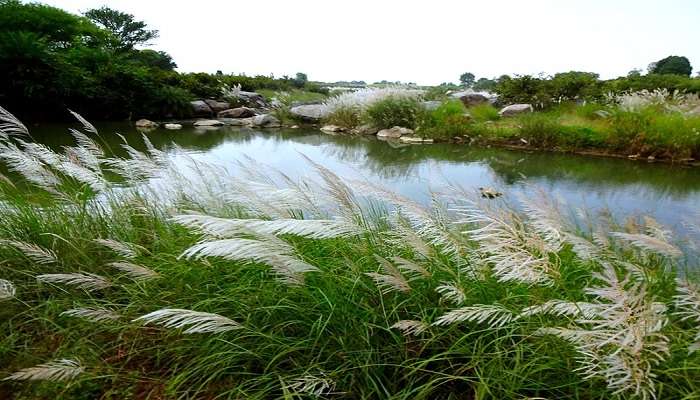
323 105 362 128
84 6 158 51
649 55 693 77
418 100 472 138
459 72 475 87
469 103 500 122
364 96 423 129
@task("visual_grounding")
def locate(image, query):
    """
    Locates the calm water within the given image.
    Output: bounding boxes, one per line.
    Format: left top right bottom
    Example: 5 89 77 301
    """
26 121 700 232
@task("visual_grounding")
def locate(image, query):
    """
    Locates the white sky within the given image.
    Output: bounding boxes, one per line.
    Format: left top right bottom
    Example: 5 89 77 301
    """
43 0 700 85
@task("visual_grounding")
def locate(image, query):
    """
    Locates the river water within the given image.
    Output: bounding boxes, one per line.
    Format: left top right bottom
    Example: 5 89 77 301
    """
27 122 700 234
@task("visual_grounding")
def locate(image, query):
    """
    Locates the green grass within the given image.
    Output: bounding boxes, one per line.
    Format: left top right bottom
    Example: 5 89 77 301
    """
1 110 700 399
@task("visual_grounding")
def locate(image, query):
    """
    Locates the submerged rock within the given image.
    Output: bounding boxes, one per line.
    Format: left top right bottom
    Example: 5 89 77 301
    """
164 123 182 130
218 107 256 118
252 114 281 128
190 100 213 117
377 126 413 139
320 125 345 133
290 104 327 121
399 136 433 144
499 104 533 117
193 119 224 127
352 124 379 135
135 119 158 128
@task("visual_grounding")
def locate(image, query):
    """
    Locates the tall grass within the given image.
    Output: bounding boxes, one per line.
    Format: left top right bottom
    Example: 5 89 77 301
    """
0 106 699 399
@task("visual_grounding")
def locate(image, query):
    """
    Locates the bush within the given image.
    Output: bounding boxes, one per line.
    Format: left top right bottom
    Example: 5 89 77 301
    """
323 105 362 128
469 103 500 122
418 100 472 139
364 96 423 130
516 113 565 148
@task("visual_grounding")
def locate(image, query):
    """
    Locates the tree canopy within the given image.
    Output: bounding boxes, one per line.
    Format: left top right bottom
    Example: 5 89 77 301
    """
648 56 693 76
84 6 158 51
459 72 475 87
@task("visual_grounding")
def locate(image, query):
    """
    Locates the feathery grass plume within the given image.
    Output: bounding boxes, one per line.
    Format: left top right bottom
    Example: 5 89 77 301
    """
37 273 111 291
4 359 84 381
365 255 410 294
68 110 98 135
391 320 429 336
286 373 336 396
172 215 362 240
384 213 433 259
60 307 121 322
225 178 322 219
0 279 16 300
68 128 103 157
455 202 559 285
433 304 515 327
519 300 602 319
392 256 430 279
181 233 317 285
536 266 669 400
0 105 29 138
303 155 363 222
106 262 159 281
517 189 569 252
54 160 107 192
611 232 682 258
0 142 61 192
94 239 139 259
1 240 58 264
133 308 242 334
674 279 700 353
435 282 466 305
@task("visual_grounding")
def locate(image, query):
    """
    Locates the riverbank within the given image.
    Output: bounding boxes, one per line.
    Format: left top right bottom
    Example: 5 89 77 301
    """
1 109 699 399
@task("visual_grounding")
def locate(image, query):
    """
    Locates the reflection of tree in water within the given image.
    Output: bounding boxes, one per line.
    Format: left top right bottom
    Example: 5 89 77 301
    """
29 123 700 197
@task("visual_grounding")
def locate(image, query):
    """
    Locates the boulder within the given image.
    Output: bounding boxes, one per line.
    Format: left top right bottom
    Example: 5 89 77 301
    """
399 136 434 144
252 114 281 128
290 104 327 121
498 104 533 117
193 119 224 127
164 123 182 130
451 91 490 107
377 126 413 139
190 100 213 117
135 119 158 128
204 99 231 113
220 117 254 126
218 107 256 119
320 125 345 133
352 124 379 135
238 91 268 108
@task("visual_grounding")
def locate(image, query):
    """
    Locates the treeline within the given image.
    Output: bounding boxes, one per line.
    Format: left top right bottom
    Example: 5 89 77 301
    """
0 1 324 121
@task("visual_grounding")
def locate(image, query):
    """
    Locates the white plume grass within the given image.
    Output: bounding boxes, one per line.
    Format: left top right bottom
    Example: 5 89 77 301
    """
0 279 16 300
1 240 58 264
133 308 242 334
37 273 111 291
4 359 84 381
60 307 121 322
106 262 159 281
433 304 515 327
391 320 429 336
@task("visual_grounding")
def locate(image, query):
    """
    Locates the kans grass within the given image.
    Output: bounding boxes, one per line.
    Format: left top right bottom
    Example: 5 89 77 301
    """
0 106 699 399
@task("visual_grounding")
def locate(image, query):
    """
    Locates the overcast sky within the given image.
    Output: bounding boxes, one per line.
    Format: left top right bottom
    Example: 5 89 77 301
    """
43 0 700 85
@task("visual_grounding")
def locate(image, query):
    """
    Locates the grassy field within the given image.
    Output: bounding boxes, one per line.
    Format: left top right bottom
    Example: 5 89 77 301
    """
1 107 700 399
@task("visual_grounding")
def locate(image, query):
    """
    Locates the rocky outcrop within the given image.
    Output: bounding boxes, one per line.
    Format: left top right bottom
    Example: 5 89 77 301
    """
376 126 413 139
352 124 379 135
204 99 230 113
320 125 345 133
218 107 256 118
499 104 533 117
251 114 281 128
452 91 490 107
237 91 268 108
135 119 158 128
190 100 213 117
290 104 327 121
164 123 182 130
193 119 224 127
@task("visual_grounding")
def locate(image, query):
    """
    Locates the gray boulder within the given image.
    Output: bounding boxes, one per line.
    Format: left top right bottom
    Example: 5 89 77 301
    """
135 119 158 128
191 100 213 117
204 99 230 113
452 91 489 107
164 123 182 130
193 119 224 127
290 104 327 121
377 126 413 139
238 91 268 108
252 114 281 128
498 104 533 117
352 124 379 135
218 107 257 118
320 125 345 133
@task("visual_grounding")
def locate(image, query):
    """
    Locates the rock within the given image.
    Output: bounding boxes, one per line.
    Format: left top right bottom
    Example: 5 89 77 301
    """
290 125 299 129
452 91 490 107
204 99 230 113
399 136 432 144
422 101 442 111
220 117 254 126
252 114 281 128
218 107 256 119
164 123 182 130
352 124 379 135
237 91 268 108
376 126 413 139
320 125 345 133
290 104 327 121
479 187 503 199
499 104 533 117
135 119 158 128
193 119 224 127
191 100 213 117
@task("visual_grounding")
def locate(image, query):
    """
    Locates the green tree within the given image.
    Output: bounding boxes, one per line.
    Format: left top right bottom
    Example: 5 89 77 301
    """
293 72 308 88
648 56 692 76
459 72 475 87
84 6 158 51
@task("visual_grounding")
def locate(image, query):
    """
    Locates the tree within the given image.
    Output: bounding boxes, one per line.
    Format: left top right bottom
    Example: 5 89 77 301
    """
459 72 475 87
648 56 692 76
84 6 158 51
293 72 308 88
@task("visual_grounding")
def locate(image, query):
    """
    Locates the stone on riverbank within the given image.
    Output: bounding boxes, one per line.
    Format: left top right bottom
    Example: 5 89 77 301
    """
451 91 490 107
499 104 533 117
204 99 230 113
237 91 268 108
377 126 413 139
399 136 434 144
252 114 281 128
190 100 213 117
164 123 182 130
320 125 345 133
352 124 379 135
218 107 256 118
290 104 327 121
135 119 158 128
193 119 224 127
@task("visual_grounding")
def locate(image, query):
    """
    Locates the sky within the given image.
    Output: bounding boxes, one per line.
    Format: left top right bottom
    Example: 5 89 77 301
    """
43 0 700 85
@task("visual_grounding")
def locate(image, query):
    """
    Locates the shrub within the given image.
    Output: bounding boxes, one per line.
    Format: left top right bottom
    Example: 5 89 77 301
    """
323 105 362 128
469 103 500 122
516 113 565 148
418 100 472 139
364 96 423 130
